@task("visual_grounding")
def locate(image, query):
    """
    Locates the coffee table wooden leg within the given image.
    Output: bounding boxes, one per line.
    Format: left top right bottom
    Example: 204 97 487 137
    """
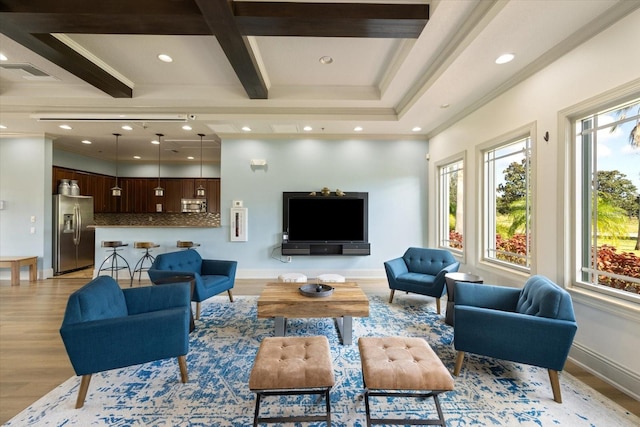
335 316 353 345
274 317 287 336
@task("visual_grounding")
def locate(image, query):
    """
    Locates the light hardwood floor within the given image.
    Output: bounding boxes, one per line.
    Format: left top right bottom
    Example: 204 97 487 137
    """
1 274 638 423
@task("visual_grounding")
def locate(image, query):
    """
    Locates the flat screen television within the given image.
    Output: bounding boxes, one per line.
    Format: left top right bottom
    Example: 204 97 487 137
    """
283 192 369 243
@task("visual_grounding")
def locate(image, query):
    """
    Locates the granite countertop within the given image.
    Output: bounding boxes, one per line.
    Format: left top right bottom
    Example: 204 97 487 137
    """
93 212 220 228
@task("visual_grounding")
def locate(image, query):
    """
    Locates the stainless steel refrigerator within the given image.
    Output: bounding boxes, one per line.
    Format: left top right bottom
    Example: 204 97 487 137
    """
53 195 95 275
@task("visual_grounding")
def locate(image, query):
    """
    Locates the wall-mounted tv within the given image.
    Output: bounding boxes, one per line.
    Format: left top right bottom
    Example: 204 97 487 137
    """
283 192 369 243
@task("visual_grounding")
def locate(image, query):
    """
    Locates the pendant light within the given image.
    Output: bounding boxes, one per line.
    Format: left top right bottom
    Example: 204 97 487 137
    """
154 133 164 196
196 133 206 197
111 133 122 196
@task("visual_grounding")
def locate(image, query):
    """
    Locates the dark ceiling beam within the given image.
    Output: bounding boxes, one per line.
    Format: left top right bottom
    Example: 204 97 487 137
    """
194 0 268 99
0 1 429 99
0 19 132 98
233 2 429 38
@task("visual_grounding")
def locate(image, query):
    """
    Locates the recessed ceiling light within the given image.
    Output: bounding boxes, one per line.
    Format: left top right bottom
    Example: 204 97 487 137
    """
412 127 422 132
241 126 252 132
440 103 450 109
319 56 334 65
182 125 192 131
0 53 7 61
59 124 72 130
158 54 173 63
187 156 194 160
81 140 92 144
354 126 363 132
495 53 515 64
133 155 141 159
303 126 313 131
0 124 7 129
121 125 133 131
151 139 159 145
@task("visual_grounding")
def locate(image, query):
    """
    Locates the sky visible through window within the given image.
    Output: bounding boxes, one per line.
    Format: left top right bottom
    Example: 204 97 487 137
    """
596 102 640 192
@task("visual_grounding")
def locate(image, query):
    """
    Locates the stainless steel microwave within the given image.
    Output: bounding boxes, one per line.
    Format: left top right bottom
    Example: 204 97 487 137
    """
181 198 207 213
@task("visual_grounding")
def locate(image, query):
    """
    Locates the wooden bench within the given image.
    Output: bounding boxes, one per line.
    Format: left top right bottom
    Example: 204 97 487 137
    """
0 256 38 285
358 336 454 426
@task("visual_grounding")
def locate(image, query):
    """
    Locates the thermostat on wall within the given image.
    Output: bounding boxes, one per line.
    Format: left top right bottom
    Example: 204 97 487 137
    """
233 200 243 207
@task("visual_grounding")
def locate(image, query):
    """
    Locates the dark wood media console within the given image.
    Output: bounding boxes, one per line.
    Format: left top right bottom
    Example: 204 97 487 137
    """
281 242 370 256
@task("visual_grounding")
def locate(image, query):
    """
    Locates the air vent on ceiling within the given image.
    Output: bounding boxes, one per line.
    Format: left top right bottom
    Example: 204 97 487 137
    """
271 124 300 133
0 63 59 81
31 113 188 122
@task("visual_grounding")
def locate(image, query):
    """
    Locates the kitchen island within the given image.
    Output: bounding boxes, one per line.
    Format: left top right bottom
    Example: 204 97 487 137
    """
91 213 221 280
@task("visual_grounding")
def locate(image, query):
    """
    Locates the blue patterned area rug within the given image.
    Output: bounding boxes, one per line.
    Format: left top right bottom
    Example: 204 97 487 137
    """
5 295 638 426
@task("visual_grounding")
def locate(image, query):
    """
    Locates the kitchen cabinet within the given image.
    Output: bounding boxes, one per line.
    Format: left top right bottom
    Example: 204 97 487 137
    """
52 167 220 214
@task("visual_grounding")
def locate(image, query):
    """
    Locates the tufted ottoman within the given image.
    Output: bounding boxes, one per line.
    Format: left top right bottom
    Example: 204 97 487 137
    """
277 272 307 283
358 337 454 426
249 336 335 426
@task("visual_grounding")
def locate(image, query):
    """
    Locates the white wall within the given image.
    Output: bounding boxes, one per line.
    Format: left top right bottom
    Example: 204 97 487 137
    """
219 137 428 278
427 9 640 398
0 135 52 275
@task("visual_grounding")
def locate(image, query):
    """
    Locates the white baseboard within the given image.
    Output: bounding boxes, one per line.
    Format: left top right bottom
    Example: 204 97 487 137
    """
569 341 640 401
235 268 386 280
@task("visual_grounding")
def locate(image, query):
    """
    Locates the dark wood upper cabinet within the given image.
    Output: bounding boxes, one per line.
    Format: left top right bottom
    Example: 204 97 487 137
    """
53 166 220 214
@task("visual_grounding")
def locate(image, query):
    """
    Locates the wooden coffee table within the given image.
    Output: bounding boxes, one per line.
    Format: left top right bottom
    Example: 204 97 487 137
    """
257 281 369 345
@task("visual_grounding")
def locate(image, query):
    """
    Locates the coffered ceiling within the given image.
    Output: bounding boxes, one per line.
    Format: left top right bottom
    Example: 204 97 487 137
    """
0 0 637 164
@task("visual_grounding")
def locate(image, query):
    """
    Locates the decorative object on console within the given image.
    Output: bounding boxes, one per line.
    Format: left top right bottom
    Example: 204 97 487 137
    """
321 187 331 196
452 275 578 403
384 247 460 314
336 189 345 196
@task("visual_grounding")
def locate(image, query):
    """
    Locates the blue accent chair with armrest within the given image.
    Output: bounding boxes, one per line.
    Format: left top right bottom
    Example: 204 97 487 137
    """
452 275 578 403
59 276 190 408
148 249 237 320
384 247 460 314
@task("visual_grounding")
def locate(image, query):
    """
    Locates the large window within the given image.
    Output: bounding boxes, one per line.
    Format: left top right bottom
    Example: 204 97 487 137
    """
482 134 532 270
575 98 640 297
438 157 464 253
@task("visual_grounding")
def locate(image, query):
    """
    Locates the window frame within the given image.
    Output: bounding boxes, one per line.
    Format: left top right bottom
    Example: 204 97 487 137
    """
477 123 536 274
436 152 466 259
567 94 640 304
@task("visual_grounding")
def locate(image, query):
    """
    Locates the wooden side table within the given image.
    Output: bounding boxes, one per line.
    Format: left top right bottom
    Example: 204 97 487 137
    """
444 272 483 326
0 256 37 285
152 275 196 332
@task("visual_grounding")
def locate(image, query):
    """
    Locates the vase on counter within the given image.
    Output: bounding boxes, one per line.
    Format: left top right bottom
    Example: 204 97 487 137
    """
58 179 71 195
70 180 80 196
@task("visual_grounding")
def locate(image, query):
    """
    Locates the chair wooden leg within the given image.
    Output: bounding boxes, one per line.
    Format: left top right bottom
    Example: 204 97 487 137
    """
436 297 441 314
227 289 234 302
178 355 188 383
453 351 465 376
195 302 201 320
75 374 92 408
389 289 395 303
548 369 562 403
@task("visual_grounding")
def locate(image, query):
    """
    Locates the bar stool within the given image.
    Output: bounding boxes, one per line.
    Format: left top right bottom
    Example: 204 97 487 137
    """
177 240 200 250
97 241 131 284
131 242 160 285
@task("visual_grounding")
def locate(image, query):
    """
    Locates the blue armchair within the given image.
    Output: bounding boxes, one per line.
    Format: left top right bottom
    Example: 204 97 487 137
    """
148 249 237 319
384 247 460 314
59 276 190 408
452 275 578 403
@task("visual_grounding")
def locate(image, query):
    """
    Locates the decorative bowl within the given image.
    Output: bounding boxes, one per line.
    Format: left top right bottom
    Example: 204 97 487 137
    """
299 283 334 297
